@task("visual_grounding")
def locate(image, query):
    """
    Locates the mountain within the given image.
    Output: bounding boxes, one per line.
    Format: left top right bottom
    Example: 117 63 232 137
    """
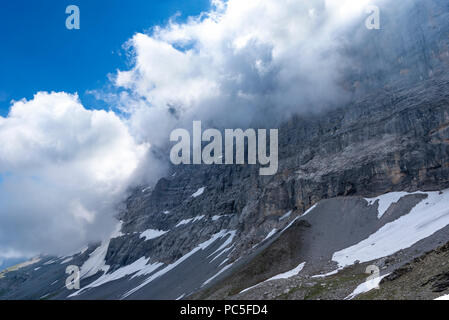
2 0 449 300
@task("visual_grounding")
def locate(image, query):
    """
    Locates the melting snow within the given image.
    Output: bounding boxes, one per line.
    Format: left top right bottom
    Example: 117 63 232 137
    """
333 190 449 267
302 204 317 217
240 262 306 294
345 274 389 300
123 230 235 298
262 229 277 242
267 262 306 281
192 187 205 198
202 263 234 287
176 218 193 227
78 221 123 279
435 294 449 300
279 206 315 234
219 258 229 267
69 257 161 297
61 257 73 264
79 240 110 279
311 269 341 279
278 204 316 234
279 210 292 221
140 229 168 241
175 215 205 227
365 191 423 219
176 293 186 300
209 231 236 258
142 186 152 193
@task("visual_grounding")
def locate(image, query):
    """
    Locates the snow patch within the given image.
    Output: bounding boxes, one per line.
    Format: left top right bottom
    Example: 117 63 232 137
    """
192 187 205 198
240 262 306 294
61 257 73 264
279 210 292 221
175 215 205 227
79 241 110 279
176 218 193 227
262 229 277 242
176 293 186 300
267 262 306 281
70 257 159 297
123 230 234 298
365 191 424 219
140 229 168 241
209 231 236 259
311 269 341 279
345 274 388 300
78 221 123 279
302 204 317 217
202 263 234 287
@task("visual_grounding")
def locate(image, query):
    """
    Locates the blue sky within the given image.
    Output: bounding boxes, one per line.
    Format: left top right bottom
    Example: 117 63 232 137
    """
0 0 210 116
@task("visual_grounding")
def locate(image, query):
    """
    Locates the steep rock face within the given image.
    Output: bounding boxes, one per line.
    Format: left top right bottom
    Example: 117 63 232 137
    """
103 0 449 274
106 75 449 276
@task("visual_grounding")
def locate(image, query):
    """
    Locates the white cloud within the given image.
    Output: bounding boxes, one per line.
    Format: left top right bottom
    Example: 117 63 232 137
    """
113 0 381 146
0 92 148 258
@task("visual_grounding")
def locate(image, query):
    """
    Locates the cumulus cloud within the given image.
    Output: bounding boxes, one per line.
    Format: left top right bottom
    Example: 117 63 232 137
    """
0 92 148 258
112 0 386 146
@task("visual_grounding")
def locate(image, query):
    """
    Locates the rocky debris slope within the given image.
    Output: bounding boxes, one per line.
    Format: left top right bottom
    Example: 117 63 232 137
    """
194 189 449 300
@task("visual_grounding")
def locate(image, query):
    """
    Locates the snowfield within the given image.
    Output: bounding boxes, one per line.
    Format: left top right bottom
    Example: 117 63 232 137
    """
334 190 449 267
